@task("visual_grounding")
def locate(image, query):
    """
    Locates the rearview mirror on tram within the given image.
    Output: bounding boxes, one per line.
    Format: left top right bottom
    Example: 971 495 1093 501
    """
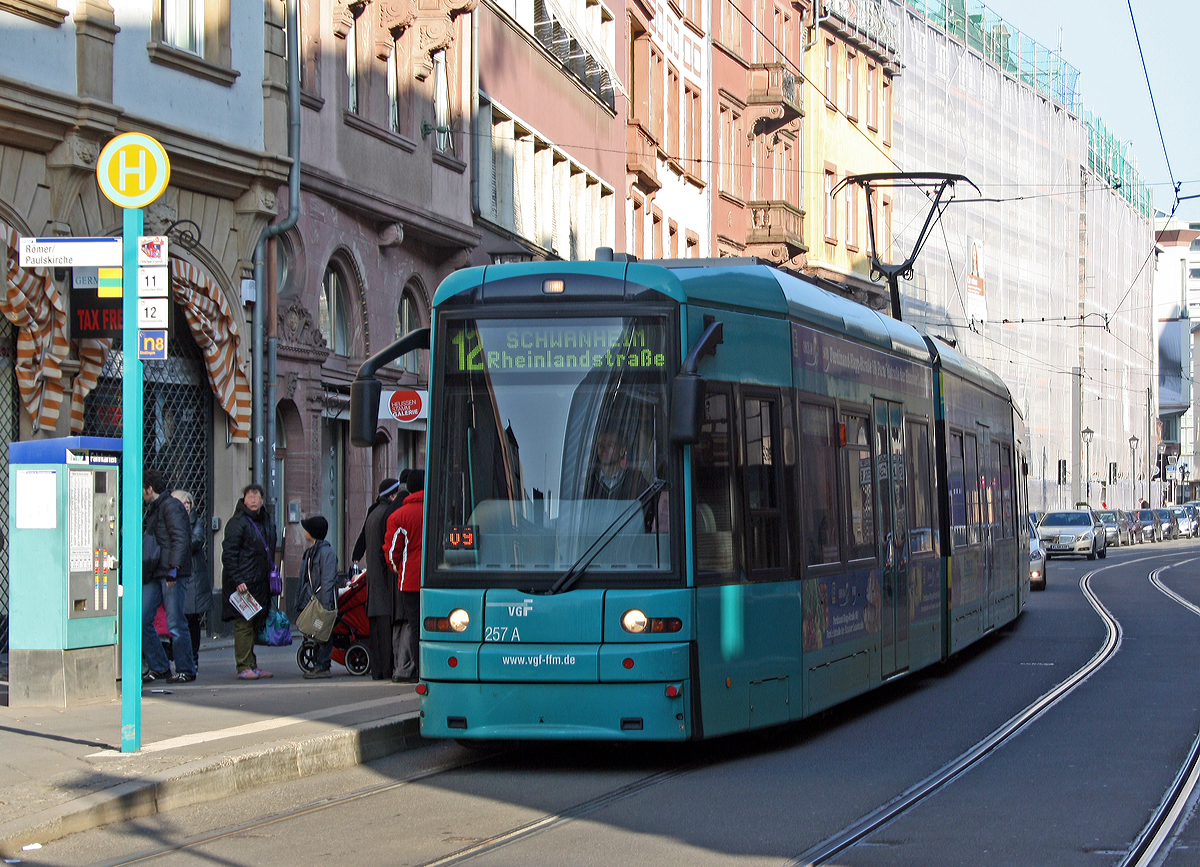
670 373 706 445
350 327 431 448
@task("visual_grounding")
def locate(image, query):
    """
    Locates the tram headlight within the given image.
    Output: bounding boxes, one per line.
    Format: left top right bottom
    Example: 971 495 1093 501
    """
621 609 649 634
448 609 470 632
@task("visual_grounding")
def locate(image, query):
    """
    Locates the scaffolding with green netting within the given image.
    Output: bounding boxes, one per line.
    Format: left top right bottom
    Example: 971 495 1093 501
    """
1086 111 1153 219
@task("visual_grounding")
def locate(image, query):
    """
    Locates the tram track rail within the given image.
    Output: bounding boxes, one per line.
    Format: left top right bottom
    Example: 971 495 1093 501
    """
93 552 1200 867
1120 558 1200 867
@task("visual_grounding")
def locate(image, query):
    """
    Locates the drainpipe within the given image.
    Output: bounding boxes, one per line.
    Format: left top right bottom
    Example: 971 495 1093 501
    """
253 0 302 491
803 1 830 52
470 8 480 217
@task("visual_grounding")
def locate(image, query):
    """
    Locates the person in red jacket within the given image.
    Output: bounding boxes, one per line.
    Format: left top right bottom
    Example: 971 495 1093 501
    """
383 469 424 683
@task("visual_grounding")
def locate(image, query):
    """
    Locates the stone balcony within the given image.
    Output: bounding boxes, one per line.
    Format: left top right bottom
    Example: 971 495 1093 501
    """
626 121 661 191
744 200 807 265
746 62 802 135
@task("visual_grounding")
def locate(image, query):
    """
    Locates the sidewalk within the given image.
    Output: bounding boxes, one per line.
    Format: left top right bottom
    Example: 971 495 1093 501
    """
0 636 423 856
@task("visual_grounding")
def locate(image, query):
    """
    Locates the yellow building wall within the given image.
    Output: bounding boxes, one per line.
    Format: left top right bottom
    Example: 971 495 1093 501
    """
802 26 895 285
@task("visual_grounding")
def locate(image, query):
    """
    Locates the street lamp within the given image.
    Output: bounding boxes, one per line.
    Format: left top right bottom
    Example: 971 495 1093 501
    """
1130 435 1139 507
1081 427 1094 506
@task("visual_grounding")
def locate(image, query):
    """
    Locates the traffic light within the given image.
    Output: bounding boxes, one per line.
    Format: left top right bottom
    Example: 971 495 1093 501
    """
1109 462 1118 485
1057 459 1067 485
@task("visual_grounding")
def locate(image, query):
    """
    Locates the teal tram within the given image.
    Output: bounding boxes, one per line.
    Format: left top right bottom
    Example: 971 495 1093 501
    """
350 257 1029 741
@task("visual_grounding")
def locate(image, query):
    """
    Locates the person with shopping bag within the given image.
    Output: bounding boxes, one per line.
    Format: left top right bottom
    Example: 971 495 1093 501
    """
295 515 339 678
220 483 277 680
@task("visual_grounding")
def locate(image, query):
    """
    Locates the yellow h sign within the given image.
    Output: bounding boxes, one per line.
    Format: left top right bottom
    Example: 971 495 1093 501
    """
96 133 171 209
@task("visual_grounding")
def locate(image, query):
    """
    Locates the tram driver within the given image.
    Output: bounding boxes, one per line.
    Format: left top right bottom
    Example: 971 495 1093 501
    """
583 428 651 502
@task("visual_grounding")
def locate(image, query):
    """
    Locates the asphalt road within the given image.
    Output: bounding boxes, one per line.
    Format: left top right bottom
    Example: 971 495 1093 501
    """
18 537 1200 867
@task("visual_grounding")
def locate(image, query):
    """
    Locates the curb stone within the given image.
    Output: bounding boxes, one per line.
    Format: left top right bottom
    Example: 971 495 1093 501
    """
0 713 422 856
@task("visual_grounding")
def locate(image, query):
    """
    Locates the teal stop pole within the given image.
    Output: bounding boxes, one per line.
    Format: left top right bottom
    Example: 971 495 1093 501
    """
120 208 144 753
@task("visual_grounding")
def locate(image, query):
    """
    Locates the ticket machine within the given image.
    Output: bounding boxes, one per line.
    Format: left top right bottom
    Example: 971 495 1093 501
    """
8 437 121 706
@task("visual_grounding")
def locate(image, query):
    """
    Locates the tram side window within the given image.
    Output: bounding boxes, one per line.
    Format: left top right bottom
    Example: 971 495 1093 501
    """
841 414 875 561
694 391 736 574
988 442 1001 538
743 397 784 571
906 421 936 555
964 433 982 545
799 403 840 566
1000 444 1014 539
949 432 968 550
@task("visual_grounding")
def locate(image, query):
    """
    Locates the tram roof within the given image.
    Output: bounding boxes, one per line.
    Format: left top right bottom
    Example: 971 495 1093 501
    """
433 260 1007 398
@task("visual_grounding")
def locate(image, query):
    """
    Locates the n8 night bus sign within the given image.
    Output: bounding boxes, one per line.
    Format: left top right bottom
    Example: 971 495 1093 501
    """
449 324 669 374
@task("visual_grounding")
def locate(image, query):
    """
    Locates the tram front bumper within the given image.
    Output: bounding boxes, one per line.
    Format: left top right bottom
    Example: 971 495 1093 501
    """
419 640 693 740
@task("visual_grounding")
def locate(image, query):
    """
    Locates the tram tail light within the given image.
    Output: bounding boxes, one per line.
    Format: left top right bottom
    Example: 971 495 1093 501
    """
665 684 681 698
415 683 428 695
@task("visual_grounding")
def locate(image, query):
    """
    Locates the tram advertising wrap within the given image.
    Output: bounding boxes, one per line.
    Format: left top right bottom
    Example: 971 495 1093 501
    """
352 259 1028 742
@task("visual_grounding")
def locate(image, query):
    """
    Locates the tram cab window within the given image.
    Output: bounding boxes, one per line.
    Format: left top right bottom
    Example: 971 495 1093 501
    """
694 391 735 574
906 421 937 555
799 403 840 566
841 414 875 561
949 432 968 550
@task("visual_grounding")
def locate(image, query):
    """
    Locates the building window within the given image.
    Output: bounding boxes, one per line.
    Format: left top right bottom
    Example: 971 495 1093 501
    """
388 38 412 136
669 220 678 257
824 39 837 108
685 230 700 258
652 207 663 258
845 49 858 120
882 76 893 144
685 85 702 177
433 49 453 153
865 62 877 130
163 0 203 55
667 65 680 160
320 265 351 356
650 46 665 145
632 194 645 258
719 104 741 197
149 0 237 84
346 14 359 114
393 288 422 373
824 166 837 243
846 183 859 250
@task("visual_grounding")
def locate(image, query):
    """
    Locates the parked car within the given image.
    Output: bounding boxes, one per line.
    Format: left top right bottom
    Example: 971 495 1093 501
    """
1156 509 1180 540
1029 517 1047 591
1137 509 1164 542
1096 510 1132 547
1171 507 1194 537
1037 510 1107 560
1184 504 1200 537
1126 510 1144 544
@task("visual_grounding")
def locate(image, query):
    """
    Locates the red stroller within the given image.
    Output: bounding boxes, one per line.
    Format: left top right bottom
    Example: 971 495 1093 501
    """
296 572 372 676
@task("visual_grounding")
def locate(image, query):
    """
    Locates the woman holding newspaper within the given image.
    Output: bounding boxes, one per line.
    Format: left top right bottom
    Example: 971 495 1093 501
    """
221 483 278 679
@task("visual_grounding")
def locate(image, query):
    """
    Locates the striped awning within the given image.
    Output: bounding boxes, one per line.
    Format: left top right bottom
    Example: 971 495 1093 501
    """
2 221 69 432
3 221 251 442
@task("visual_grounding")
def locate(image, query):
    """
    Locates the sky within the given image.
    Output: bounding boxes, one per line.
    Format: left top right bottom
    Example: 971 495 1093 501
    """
985 0 1200 223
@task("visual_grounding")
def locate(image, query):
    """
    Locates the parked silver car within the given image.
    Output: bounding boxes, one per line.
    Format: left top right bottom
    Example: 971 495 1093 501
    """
1037 510 1107 560
1170 507 1194 537
1096 510 1132 547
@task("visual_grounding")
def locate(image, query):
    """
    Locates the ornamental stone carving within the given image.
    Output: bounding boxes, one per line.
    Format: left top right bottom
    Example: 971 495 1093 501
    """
279 298 328 350
412 0 477 79
374 0 415 59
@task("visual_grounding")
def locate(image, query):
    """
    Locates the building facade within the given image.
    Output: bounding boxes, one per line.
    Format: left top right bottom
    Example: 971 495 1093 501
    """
801 0 897 309
0 0 289 647
886 0 1156 512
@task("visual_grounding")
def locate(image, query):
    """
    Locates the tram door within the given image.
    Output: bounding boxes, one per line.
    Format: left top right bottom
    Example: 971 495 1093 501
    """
980 426 997 631
874 399 909 678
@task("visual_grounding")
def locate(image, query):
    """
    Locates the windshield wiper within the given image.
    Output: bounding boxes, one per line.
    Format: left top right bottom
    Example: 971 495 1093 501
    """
546 479 668 595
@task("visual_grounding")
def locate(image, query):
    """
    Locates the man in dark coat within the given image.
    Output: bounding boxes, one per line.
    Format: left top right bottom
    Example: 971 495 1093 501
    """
142 469 195 683
359 473 406 679
221 483 277 679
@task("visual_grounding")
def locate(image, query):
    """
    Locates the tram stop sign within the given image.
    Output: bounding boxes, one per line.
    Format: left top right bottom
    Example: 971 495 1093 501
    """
96 133 171 209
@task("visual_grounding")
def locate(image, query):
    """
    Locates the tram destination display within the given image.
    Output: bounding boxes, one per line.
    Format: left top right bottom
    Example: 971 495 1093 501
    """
447 321 669 374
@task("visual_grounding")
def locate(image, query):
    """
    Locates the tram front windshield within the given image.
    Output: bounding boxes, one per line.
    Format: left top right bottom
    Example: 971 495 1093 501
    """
434 315 674 577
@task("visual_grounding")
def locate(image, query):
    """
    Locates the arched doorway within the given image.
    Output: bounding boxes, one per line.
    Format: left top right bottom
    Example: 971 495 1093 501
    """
82 300 215 589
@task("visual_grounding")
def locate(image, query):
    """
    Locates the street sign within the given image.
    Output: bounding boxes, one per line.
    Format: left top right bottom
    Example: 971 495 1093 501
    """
96 133 171 209
138 330 168 360
18 237 122 268
137 267 169 297
137 297 168 328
